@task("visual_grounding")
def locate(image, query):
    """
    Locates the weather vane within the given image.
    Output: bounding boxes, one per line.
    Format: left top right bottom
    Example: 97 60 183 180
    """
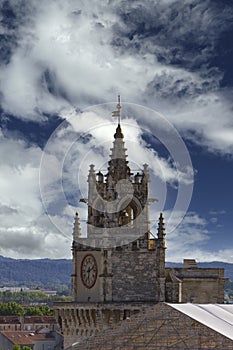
112 94 121 124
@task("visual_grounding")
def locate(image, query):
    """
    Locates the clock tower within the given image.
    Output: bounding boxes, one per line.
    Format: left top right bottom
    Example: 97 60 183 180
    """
71 97 166 306
57 101 166 345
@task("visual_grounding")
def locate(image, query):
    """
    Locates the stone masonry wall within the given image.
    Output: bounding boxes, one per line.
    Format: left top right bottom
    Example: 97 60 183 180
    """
166 267 226 303
111 249 161 302
54 302 150 349
71 303 233 350
181 279 225 303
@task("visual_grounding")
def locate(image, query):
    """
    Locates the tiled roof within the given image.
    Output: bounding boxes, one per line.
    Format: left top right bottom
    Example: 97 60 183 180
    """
23 316 56 324
0 316 56 325
1 331 55 345
0 317 20 324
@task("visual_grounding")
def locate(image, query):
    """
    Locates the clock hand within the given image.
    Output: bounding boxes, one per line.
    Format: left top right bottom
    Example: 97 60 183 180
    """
87 265 94 273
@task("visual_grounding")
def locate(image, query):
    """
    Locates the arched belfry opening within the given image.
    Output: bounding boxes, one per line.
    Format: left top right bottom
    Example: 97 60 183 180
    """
118 197 143 226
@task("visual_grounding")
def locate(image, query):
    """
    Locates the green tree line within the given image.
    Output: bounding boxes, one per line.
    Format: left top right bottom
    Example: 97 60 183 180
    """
0 302 53 316
0 290 71 304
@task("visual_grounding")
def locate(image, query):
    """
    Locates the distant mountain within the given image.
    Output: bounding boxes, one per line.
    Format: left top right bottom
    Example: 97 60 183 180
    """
0 256 72 289
0 256 232 290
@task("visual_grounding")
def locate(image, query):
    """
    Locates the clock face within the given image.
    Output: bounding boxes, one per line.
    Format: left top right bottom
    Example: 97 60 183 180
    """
80 254 98 289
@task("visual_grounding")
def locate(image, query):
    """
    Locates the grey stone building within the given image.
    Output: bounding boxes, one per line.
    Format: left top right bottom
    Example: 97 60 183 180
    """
54 101 226 348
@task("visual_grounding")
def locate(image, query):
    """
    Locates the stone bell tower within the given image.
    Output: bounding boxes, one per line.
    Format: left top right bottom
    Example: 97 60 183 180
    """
55 97 167 347
70 97 166 304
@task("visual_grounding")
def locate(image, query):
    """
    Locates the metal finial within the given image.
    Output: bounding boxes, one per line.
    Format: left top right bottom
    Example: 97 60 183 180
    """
112 94 121 124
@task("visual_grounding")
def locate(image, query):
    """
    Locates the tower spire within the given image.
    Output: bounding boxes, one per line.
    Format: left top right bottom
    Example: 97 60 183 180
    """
158 212 165 243
108 101 130 181
73 212 81 241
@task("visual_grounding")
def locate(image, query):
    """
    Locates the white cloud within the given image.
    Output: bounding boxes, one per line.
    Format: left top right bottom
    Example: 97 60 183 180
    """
209 210 226 215
0 0 232 260
165 211 209 249
165 210 233 263
210 217 218 224
179 249 233 264
1 0 156 117
0 0 232 155
0 129 74 259
0 131 41 215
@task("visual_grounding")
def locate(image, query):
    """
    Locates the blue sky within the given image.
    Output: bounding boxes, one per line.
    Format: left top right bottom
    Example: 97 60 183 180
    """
0 0 232 261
